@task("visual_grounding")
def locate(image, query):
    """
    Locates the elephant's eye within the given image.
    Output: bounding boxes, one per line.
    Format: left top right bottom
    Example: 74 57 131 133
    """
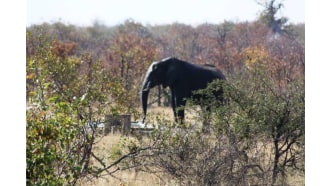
152 64 158 71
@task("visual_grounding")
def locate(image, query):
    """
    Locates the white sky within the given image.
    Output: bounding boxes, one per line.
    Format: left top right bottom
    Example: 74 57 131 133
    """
27 0 304 26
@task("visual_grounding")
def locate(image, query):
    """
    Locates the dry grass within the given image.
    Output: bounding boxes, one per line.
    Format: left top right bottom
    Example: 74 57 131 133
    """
142 105 205 130
76 107 187 185
77 132 176 186
77 107 304 185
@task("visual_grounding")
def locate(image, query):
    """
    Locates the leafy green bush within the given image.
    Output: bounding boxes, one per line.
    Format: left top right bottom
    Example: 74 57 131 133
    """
26 33 131 185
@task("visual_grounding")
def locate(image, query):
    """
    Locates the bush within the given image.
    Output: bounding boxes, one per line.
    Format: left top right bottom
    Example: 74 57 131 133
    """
26 33 137 185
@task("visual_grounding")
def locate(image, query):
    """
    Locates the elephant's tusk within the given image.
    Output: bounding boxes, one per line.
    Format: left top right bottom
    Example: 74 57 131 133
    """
142 81 151 92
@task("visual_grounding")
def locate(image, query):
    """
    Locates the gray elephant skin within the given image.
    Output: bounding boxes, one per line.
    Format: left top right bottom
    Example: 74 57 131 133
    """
141 57 226 126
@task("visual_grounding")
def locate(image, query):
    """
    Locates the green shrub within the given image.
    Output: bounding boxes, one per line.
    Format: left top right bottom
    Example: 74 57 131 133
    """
26 33 129 185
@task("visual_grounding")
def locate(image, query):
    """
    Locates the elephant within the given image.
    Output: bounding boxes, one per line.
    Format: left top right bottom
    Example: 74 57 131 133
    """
141 57 226 131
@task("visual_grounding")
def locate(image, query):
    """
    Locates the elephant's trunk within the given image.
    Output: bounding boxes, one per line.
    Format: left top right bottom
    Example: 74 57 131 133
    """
141 81 151 123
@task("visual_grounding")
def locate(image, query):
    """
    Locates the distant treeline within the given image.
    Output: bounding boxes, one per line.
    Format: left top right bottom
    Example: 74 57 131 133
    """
26 19 304 70
26 19 304 108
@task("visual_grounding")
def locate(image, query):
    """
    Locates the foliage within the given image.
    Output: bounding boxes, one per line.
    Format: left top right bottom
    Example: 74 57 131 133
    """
107 20 160 115
237 45 305 184
26 33 134 185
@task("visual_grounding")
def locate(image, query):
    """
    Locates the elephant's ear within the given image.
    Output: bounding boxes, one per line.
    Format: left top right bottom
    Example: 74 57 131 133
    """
163 61 179 88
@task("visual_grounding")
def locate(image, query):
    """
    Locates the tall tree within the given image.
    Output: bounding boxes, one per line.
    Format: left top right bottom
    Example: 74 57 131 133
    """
107 20 159 111
257 0 288 36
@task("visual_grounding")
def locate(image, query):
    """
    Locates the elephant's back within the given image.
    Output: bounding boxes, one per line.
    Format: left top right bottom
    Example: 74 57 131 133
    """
186 63 225 81
178 63 222 91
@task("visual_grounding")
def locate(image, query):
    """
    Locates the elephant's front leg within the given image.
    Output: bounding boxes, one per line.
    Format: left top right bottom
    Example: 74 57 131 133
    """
171 89 185 126
171 89 178 123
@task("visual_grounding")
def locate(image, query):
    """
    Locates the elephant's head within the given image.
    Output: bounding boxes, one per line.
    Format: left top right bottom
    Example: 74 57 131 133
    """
141 57 178 122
